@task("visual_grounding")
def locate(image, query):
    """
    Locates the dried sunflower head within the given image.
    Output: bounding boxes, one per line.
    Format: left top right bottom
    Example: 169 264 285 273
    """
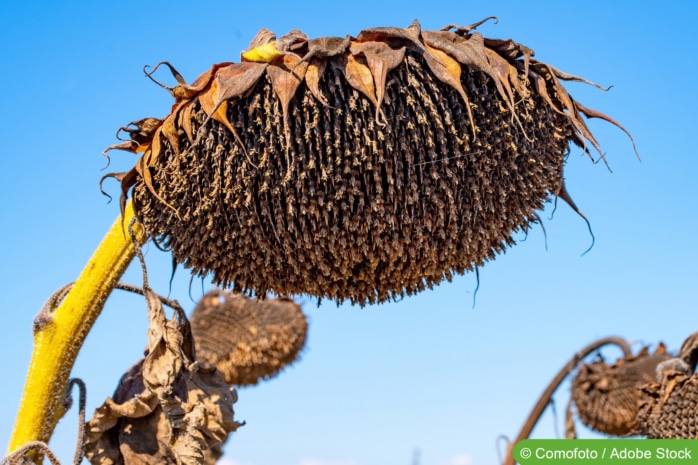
189 289 308 386
571 344 671 436
637 332 698 438
104 18 635 306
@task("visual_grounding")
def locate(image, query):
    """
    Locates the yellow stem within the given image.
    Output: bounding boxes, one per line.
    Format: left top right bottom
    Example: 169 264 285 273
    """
8 201 143 457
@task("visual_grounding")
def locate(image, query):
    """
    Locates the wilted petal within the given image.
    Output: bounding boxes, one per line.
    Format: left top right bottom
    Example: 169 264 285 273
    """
332 53 377 107
268 54 310 165
421 43 475 137
350 42 405 124
305 58 329 105
423 30 515 117
357 19 424 51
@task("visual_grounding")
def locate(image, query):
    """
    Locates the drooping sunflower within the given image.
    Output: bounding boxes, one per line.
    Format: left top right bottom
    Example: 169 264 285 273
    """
104 18 635 306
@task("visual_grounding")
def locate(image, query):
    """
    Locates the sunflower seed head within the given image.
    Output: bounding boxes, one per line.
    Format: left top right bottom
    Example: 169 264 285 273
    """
107 20 635 306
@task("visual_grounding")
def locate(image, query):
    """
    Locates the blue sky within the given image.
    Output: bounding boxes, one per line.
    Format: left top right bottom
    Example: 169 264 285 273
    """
1 1 697 465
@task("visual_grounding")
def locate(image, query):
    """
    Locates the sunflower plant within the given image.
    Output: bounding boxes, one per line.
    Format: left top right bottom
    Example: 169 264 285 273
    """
7 17 634 465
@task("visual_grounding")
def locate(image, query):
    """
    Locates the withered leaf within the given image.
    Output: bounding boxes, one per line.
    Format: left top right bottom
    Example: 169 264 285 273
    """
104 118 162 157
484 48 519 108
543 62 609 90
199 62 267 125
85 360 242 465
197 62 267 165
484 37 534 61
177 101 196 143
159 114 180 156
85 280 241 465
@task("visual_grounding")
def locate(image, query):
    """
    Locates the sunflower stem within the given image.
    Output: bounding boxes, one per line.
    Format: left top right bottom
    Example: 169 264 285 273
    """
7 201 143 460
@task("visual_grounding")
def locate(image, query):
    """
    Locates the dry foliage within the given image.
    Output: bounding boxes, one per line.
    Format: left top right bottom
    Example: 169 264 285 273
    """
85 246 243 465
104 18 635 305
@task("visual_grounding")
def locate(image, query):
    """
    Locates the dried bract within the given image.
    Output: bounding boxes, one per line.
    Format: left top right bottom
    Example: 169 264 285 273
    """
105 18 636 305
190 289 308 386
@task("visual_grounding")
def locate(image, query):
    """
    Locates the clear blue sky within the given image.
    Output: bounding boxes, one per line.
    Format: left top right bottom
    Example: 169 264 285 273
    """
1 2 697 465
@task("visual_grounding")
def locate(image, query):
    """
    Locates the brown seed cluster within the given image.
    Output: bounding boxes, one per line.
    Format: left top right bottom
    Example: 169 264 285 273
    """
106 19 634 305
571 346 671 436
189 289 307 386
638 367 698 438
637 332 698 438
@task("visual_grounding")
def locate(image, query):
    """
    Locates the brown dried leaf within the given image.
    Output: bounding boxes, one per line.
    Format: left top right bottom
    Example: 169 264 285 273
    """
199 62 267 129
141 288 187 404
159 114 180 156
85 360 242 465
268 55 309 115
85 284 242 465
679 332 698 369
484 48 518 106
103 118 162 158
484 37 535 62
533 63 608 162
135 139 179 216
178 101 196 143
147 62 233 101
299 36 352 62
543 62 609 90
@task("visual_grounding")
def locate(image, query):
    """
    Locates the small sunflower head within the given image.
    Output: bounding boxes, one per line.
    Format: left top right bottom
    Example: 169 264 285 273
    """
189 289 308 386
571 344 670 436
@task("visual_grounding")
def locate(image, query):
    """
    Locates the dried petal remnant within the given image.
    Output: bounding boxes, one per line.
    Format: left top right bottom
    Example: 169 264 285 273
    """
106 19 635 305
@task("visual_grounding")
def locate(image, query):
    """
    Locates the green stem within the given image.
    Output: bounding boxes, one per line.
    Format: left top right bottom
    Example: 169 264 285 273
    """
7 202 142 459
